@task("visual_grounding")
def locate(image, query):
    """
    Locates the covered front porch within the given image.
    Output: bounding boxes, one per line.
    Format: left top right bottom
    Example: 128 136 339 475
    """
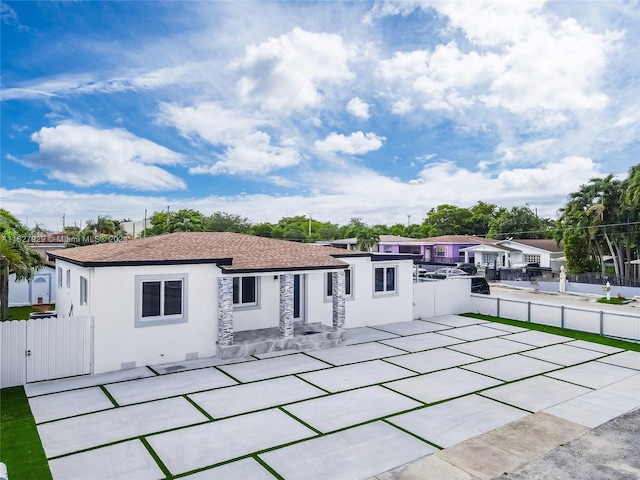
216 270 347 359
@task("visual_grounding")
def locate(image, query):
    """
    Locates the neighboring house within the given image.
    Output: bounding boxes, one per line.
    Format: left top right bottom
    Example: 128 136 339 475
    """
8 266 56 307
496 239 565 271
419 235 493 264
461 239 564 271
377 236 430 257
8 234 67 307
50 232 415 374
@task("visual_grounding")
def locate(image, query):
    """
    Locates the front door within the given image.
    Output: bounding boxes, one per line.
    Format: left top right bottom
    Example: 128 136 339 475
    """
293 274 305 323
31 276 49 305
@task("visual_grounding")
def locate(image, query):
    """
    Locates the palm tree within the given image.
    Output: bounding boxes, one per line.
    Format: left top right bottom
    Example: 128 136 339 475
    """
356 227 380 252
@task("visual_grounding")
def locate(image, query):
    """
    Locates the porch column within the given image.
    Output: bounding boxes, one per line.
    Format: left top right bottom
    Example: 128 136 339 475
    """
279 274 294 339
332 270 346 330
217 277 234 346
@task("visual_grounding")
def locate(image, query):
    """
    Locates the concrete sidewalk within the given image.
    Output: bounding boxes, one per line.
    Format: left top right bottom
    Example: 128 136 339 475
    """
22 315 640 480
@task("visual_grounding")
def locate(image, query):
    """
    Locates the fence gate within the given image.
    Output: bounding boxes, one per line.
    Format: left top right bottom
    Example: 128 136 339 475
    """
26 315 93 383
1 315 93 388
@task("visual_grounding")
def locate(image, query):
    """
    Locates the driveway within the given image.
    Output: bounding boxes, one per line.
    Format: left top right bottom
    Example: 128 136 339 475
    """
25 315 640 480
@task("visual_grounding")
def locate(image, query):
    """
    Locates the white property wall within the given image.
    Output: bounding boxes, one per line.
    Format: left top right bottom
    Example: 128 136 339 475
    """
413 279 472 319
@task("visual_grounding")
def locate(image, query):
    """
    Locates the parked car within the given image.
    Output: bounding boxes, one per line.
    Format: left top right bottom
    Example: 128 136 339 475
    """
425 267 469 279
509 262 543 280
457 263 478 275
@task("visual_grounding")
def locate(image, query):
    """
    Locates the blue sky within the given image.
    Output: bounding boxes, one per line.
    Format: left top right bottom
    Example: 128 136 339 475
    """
2 1 638 231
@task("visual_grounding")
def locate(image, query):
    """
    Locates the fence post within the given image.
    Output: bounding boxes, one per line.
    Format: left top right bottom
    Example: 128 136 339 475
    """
599 311 604 336
561 305 565 329
527 302 531 323
496 297 500 318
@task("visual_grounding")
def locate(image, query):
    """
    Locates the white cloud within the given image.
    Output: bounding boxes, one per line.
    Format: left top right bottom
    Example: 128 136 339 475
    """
346 97 371 119
315 131 385 155
391 98 414 114
158 101 264 146
495 139 559 165
1 156 606 232
376 2 621 130
190 131 300 175
17 124 185 190
234 27 355 112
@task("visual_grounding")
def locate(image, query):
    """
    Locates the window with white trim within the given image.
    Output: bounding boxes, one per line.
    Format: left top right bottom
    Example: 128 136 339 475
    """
325 268 353 300
80 276 88 305
57 267 63 288
483 253 498 267
135 274 188 327
233 276 259 308
65 269 71 289
523 254 541 264
435 246 446 257
373 265 397 295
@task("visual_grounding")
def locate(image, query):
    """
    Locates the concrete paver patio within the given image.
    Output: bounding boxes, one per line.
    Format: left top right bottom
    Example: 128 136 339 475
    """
24 315 640 480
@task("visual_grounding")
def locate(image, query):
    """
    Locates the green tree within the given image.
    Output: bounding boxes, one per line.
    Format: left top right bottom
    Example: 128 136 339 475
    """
84 216 121 235
0 211 46 320
167 209 205 232
421 204 474 236
204 212 252 233
487 205 551 239
251 222 274 237
356 227 380 252
469 201 498 236
556 168 640 276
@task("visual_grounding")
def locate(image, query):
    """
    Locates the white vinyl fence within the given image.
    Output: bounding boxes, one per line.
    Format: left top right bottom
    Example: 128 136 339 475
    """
1 315 93 389
414 279 471 319
471 295 640 342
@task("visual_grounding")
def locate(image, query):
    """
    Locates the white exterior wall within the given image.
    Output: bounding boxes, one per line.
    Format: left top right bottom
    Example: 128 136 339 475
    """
8 267 56 307
346 257 414 328
232 273 280 331
55 261 91 318
90 263 220 374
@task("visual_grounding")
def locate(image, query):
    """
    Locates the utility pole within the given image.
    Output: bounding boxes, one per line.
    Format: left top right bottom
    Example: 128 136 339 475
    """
62 213 65 230
407 214 411 227
308 213 312 237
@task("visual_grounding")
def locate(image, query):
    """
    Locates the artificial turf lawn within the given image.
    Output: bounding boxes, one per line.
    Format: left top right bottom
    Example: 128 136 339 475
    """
464 313 640 352
0 386 52 480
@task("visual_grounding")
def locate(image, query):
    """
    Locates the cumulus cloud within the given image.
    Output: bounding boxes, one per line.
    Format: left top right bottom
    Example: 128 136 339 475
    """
158 101 264 146
189 131 300 175
315 131 385 155
234 27 354 112
346 97 371 119
376 1 621 128
159 101 301 176
1 156 605 232
16 124 185 190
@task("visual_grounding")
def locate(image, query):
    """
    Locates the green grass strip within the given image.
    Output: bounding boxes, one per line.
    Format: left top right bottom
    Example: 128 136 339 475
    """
0 386 52 480
463 313 640 352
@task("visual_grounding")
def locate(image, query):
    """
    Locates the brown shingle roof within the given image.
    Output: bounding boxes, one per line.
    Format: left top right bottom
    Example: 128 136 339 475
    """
418 235 492 244
48 232 367 272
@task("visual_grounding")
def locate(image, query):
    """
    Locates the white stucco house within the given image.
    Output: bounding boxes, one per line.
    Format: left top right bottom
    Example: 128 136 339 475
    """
461 239 564 271
49 232 416 374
